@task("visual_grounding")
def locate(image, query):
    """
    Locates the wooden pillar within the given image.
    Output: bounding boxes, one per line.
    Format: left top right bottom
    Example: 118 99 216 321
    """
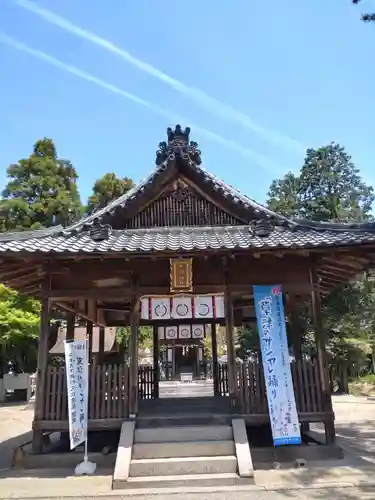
98 326 105 364
287 294 302 361
87 321 93 363
224 286 237 406
172 346 176 379
152 326 159 399
32 297 50 453
129 294 140 416
211 322 219 395
309 257 335 445
66 312 75 341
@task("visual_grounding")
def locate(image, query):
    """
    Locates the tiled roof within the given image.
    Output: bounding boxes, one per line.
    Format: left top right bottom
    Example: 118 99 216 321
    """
1 224 375 254
63 151 288 233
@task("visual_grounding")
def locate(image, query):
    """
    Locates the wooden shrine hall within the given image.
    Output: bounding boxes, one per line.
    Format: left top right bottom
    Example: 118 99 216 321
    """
1 124 375 454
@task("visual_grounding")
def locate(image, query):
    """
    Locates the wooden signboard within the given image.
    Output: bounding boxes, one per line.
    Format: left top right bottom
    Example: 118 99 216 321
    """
170 258 193 293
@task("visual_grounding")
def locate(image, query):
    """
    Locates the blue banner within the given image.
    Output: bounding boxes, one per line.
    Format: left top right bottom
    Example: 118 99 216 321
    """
253 285 301 447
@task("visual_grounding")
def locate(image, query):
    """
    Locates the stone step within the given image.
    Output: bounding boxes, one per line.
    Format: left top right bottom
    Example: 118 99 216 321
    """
139 396 226 408
113 472 254 490
129 455 237 477
132 440 235 459
136 413 232 428
134 425 233 443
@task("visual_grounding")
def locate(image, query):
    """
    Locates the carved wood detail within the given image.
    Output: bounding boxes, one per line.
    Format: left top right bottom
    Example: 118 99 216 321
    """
124 183 244 228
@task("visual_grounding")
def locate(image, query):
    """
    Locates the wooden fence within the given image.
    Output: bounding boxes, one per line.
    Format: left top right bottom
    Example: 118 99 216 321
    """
43 360 326 421
138 365 155 399
218 360 323 414
43 363 130 421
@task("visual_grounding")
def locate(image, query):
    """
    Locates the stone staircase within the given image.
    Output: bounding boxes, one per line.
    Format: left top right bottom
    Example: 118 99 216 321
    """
113 399 254 490
159 380 214 399
136 396 232 428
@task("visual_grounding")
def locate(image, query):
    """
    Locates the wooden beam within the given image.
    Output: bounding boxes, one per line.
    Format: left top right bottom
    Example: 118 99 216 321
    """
87 321 93 363
66 312 75 341
129 274 140 417
44 281 312 300
211 322 219 395
309 257 335 445
224 261 237 407
152 326 159 399
32 294 50 453
54 301 103 327
0 264 42 281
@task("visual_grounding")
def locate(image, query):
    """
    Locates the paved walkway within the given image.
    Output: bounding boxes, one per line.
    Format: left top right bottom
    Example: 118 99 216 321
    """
0 396 375 498
0 403 33 471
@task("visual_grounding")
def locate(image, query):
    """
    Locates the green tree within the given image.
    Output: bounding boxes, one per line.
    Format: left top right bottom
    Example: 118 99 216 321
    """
0 138 82 375
267 143 374 223
267 143 375 377
236 323 260 359
353 0 375 22
0 284 40 374
87 173 134 214
0 138 82 231
116 326 153 352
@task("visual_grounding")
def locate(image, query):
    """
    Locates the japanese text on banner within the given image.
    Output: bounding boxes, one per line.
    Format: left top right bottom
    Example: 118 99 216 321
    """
64 340 88 450
254 285 301 447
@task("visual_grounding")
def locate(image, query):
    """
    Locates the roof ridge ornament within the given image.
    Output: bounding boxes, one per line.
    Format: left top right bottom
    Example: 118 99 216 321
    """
249 219 274 237
156 124 202 166
89 219 113 241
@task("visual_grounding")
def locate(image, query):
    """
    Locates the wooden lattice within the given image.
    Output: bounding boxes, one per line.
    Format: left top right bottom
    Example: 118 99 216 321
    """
125 185 244 228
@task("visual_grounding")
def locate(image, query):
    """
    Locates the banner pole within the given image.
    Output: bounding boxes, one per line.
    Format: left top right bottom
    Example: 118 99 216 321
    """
74 333 96 476
83 333 89 463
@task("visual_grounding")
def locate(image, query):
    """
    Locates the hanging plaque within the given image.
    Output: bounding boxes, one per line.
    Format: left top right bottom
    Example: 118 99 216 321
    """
170 258 193 293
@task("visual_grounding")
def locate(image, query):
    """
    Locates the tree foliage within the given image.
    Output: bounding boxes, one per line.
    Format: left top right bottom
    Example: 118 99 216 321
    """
267 143 375 375
268 143 374 223
87 173 134 214
0 138 82 231
116 326 153 352
0 138 84 374
353 0 375 22
0 284 40 374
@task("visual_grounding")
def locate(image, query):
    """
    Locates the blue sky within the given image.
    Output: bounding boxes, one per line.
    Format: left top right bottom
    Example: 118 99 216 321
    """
1 0 374 204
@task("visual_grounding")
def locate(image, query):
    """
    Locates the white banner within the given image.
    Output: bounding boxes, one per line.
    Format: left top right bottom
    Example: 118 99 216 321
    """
64 340 88 450
253 285 301 447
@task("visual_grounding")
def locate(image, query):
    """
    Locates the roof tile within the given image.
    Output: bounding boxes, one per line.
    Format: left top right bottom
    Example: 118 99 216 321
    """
1 225 375 254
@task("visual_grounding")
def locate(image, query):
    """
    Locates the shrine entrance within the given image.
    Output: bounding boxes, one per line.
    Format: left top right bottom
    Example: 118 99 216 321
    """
139 295 225 401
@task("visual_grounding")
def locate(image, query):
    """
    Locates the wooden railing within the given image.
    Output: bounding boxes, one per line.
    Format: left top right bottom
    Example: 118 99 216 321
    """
138 365 155 399
218 360 324 414
43 359 325 421
43 363 130 421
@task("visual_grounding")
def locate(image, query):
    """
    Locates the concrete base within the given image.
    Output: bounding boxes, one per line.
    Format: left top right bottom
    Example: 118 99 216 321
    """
232 419 254 477
251 444 344 468
112 421 135 487
115 472 255 490
20 451 116 470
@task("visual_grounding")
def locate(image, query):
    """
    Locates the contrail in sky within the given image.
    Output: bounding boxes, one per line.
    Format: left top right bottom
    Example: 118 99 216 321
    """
0 32 281 173
12 0 304 153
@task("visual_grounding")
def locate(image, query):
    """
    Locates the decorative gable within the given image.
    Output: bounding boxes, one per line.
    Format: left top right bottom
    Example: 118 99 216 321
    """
123 179 245 228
